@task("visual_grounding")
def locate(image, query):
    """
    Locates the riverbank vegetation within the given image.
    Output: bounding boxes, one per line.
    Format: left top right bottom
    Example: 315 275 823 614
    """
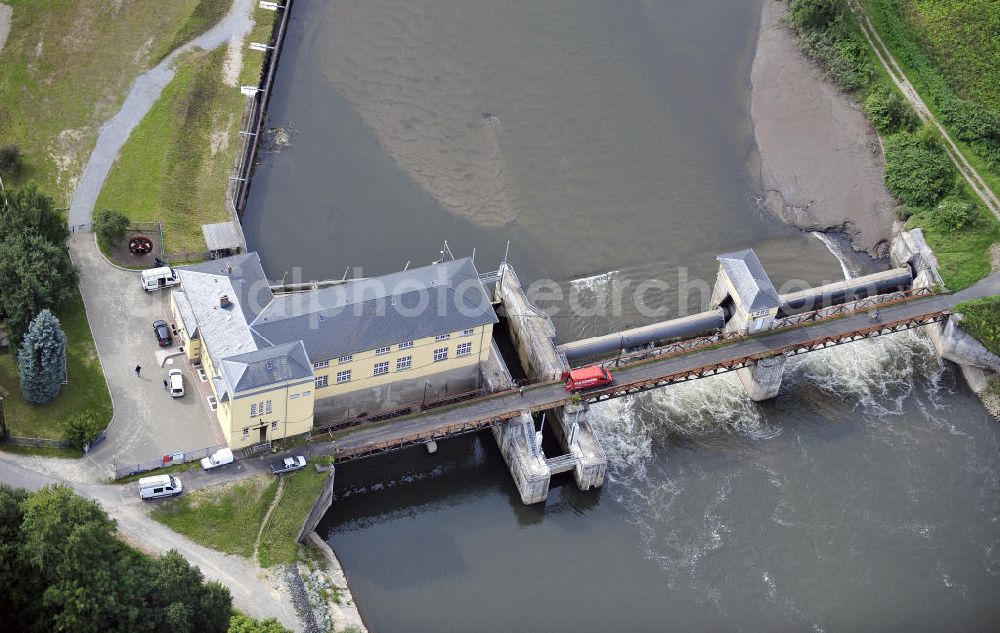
95 3 277 255
954 297 1000 356
787 0 1000 291
0 0 222 205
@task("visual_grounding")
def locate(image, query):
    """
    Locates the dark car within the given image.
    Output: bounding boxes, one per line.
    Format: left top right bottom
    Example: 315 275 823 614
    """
153 320 172 347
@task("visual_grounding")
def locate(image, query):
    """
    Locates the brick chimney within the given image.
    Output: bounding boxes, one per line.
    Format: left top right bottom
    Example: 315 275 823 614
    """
220 294 231 308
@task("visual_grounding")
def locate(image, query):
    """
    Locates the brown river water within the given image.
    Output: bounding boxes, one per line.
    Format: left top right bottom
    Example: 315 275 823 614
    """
242 1 1000 630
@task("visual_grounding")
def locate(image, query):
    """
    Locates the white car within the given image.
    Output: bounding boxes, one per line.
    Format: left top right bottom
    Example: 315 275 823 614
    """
168 369 184 397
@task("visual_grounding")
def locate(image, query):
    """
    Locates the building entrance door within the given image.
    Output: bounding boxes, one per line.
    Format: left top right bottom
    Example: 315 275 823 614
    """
259 427 267 443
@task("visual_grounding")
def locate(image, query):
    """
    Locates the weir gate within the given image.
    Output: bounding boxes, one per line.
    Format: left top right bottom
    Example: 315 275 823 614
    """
319 232 982 504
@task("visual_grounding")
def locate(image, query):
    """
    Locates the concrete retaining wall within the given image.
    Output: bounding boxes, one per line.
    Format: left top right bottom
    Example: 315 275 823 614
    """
549 404 606 490
297 467 336 544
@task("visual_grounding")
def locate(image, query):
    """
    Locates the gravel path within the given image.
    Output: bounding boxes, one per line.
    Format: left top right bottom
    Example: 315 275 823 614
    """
67 0 255 229
848 0 1000 222
0 4 12 55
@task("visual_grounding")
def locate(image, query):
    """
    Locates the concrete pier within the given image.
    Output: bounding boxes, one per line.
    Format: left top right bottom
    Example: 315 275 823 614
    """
492 263 609 501
736 355 787 401
548 403 606 490
490 412 551 504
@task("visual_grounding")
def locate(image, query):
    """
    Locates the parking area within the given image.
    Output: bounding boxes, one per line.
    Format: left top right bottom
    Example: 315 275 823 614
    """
70 235 224 472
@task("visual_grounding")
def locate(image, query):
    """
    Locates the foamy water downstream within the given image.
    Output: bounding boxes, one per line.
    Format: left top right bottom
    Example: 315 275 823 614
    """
245 0 1000 630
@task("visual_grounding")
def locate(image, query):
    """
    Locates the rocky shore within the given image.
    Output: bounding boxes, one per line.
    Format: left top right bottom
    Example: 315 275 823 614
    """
751 0 897 257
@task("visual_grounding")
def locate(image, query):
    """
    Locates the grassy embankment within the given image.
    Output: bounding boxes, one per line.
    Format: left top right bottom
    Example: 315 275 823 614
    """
95 3 277 256
953 297 1000 357
788 0 1000 291
151 464 330 567
0 293 111 443
0 1 229 442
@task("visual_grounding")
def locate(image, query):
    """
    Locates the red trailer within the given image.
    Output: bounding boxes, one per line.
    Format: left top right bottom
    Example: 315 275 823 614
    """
562 365 614 392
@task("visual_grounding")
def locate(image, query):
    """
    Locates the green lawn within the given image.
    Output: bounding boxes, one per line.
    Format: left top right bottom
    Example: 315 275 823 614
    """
0 0 209 205
152 475 279 559
258 467 331 568
0 290 111 440
95 47 237 253
953 296 1000 356
906 202 1000 291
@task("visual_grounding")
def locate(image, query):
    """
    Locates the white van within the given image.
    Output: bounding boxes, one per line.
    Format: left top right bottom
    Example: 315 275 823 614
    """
200 447 234 470
140 266 180 292
137 474 183 500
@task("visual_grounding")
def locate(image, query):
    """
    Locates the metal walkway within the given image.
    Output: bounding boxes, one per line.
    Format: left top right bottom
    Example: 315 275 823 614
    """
324 272 1000 464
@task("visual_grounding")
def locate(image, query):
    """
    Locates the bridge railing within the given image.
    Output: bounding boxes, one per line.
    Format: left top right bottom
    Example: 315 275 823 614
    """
770 286 935 329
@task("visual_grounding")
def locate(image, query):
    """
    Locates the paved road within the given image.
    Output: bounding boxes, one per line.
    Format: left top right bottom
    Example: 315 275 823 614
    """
332 272 1000 457
67 0 255 228
71 235 223 472
848 0 1000 222
0 452 302 631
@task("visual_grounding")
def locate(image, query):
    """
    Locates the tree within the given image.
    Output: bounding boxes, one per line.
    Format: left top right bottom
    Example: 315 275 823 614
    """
790 0 843 32
0 144 22 179
0 182 69 246
94 209 130 250
0 231 78 344
228 614 292 633
864 85 918 134
17 309 68 404
2 484 235 632
63 411 105 450
883 131 955 208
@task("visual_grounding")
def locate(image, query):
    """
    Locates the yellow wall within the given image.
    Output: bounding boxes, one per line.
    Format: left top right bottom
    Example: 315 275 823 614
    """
224 380 316 449
310 324 493 401
169 292 202 361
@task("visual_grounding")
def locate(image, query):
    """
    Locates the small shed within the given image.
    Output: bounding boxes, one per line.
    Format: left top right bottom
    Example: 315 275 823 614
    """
711 248 780 334
202 222 242 259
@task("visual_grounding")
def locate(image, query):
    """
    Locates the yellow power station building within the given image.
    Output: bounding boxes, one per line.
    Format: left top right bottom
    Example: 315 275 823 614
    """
170 254 498 449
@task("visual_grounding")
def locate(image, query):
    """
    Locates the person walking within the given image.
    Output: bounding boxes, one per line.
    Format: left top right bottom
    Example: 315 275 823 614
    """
163 378 168 390
135 365 142 378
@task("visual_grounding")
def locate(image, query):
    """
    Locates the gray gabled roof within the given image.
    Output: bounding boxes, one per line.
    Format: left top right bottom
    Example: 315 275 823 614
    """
717 249 780 312
218 341 313 395
181 253 273 323
171 290 198 338
250 258 498 362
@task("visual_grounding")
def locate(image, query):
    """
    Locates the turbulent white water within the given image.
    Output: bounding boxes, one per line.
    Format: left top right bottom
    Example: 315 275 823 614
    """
588 276 949 587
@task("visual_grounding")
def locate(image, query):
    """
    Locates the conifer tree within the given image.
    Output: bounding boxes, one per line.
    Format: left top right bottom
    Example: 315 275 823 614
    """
18 309 67 404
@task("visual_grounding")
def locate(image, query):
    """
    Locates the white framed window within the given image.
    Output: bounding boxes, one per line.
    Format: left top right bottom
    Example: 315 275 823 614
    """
457 342 473 357
250 403 258 417
290 393 300 400
375 346 391 355
373 361 389 376
313 360 329 369
462 328 475 336
435 333 450 341
338 354 353 364
316 375 329 388
265 399 272 414
242 427 249 439
258 401 264 417
433 347 448 362
336 370 351 384
271 420 278 430
398 340 414 350
302 390 312 397
396 355 412 371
